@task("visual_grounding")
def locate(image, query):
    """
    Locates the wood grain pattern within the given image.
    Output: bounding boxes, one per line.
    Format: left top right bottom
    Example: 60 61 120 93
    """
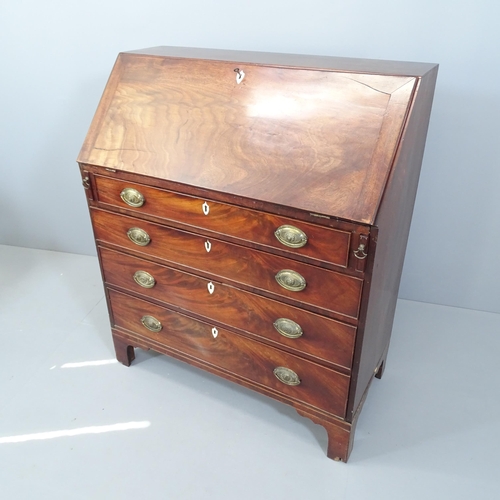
99 244 359 324
99 246 356 370
94 174 353 269
91 209 363 317
79 52 416 224
82 163 373 250
109 288 350 417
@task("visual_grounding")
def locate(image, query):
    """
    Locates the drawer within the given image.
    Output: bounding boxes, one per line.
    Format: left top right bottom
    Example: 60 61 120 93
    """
100 247 356 370
108 288 350 418
94 175 352 268
91 209 363 318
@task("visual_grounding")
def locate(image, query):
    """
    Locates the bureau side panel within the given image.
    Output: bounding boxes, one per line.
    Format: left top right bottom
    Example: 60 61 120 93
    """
347 65 438 417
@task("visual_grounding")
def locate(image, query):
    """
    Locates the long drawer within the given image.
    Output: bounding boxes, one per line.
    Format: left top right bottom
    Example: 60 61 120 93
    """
92 209 363 318
94 175 352 268
99 247 356 370
108 288 350 418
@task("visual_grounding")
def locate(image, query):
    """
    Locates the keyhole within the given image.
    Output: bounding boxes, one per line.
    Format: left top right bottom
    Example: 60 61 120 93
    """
207 282 215 294
234 68 245 84
205 240 211 253
202 202 210 215
211 327 218 339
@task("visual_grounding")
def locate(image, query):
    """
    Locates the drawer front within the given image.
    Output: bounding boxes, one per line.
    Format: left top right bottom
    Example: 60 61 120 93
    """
108 288 350 418
94 175 352 268
100 247 356 370
92 209 362 318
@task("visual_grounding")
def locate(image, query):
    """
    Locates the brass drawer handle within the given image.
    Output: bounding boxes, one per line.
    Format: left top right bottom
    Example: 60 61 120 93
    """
273 318 303 339
274 225 308 248
133 270 156 289
275 269 306 292
120 187 145 208
273 367 301 386
141 315 162 332
127 227 151 246
353 243 368 260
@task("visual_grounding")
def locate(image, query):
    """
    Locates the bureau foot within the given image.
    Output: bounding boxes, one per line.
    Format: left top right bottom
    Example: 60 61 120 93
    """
113 336 136 366
323 423 354 462
295 409 355 462
375 345 390 379
375 359 385 379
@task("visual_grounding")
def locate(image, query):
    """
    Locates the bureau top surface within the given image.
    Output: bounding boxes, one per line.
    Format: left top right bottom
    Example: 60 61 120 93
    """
78 47 436 224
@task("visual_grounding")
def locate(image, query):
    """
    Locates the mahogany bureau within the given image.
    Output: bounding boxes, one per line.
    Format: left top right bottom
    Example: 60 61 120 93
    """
77 46 438 462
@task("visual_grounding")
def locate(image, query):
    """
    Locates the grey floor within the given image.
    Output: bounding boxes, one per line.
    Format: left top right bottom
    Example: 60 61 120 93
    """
1 243 499 499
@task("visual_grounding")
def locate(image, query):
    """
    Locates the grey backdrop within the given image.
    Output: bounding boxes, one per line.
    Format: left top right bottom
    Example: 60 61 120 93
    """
1 1 499 314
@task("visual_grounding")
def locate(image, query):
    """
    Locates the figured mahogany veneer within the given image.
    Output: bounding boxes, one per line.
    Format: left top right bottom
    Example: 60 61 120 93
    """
81 52 417 225
99 246 356 370
108 288 350 417
78 46 438 462
92 210 363 319
94 175 353 269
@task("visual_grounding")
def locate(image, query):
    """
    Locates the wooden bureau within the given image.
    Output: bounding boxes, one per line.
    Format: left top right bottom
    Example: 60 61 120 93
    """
77 46 438 461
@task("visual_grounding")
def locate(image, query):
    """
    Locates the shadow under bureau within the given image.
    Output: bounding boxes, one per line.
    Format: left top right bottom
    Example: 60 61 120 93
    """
77 46 438 462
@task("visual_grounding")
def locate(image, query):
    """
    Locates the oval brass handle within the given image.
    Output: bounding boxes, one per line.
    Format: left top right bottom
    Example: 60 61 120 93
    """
120 187 145 208
133 270 156 289
141 315 162 332
273 367 301 386
127 227 151 246
274 225 308 249
273 318 303 339
275 269 306 292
